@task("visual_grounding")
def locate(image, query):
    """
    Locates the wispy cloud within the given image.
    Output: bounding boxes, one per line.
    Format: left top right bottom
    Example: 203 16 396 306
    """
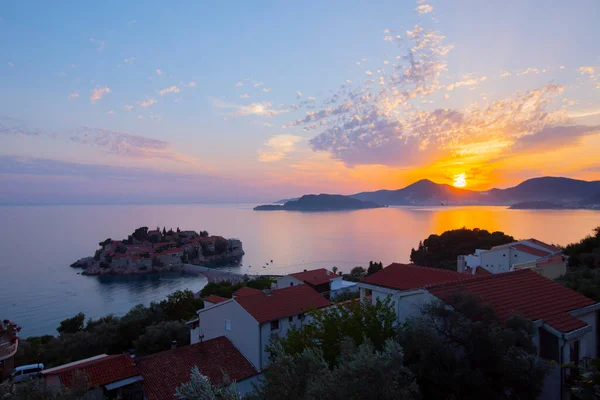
263 87 272 93
90 87 110 103
240 94 249 99
108 110 115 114
124 57 136 64
159 86 180 96
187 81 197 87
235 81 244 87
517 67 539 76
297 92 303 98
257 134 303 162
124 105 134 111
89 38 105 52
139 98 157 108
7 62 14 67
446 75 487 91
500 71 512 78
156 69 163 75
213 100 288 117
415 4 433 14
68 91 79 100
0 116 42 136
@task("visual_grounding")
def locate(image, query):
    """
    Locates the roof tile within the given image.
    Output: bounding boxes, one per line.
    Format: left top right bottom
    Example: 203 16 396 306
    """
289 268 337 286
203 295 229 304
136 337 258 400
45 354 139 388
233 287 263 297
362 263 473 291
428 270 596 333
235 285 330 323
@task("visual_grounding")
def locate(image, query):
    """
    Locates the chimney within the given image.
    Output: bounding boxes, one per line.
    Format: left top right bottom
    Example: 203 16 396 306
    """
171 340 177 350
457 256 466 273
263 289 271 296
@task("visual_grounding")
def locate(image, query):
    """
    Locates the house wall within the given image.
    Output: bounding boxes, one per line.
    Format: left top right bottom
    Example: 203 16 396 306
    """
512 260 567 280
276 276 303 289
235 374 262 396
259 313 310 369
564 310 598 363
359 284 434 324
480 247 540 274
194 301 261 370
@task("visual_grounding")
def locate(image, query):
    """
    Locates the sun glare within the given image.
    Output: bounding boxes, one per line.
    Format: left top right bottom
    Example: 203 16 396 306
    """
453 173 467 188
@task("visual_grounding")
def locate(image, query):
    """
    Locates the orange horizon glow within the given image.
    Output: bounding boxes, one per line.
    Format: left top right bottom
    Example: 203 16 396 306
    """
453 173 467 188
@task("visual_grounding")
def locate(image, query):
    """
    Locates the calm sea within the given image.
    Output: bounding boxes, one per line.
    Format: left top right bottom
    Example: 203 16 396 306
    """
0 204 598 337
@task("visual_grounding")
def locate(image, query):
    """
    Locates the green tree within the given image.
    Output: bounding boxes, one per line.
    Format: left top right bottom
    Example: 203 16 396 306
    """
199 230 209 237
556 227 600 300
0 372 88 399
57 312 85 334
410 227 515 269
134 320 189 356
163 226 167 236
175 366 241 400
367 261 383 276
399 292 547 400
274 297 396 366
253 338 420 400
160 290 203 321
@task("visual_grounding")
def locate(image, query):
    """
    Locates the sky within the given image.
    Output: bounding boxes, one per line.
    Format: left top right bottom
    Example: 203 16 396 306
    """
1 0 599 204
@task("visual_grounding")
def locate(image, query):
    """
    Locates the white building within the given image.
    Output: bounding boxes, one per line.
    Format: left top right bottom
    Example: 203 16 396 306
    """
189 284 330 370
358 263 600 400
457 238 565 278
276 268 357 299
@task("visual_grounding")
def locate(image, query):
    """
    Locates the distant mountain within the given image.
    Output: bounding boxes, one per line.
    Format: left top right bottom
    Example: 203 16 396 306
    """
255 194 383 211
274 197 300 204
351 179 487 206
508 201 566 210
348 176 600 207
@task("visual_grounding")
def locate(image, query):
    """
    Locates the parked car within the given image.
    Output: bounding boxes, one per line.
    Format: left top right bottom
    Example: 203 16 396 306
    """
10 363 44 383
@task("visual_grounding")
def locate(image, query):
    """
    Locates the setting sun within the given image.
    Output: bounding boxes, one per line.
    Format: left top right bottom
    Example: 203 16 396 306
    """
453 173 467 188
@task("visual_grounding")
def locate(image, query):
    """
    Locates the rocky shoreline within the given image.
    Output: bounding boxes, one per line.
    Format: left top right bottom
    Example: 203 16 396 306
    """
70 226 244 276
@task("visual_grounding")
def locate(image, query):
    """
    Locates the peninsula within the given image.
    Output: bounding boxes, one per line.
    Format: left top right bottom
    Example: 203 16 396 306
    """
71 227 244 275
254 194 383 211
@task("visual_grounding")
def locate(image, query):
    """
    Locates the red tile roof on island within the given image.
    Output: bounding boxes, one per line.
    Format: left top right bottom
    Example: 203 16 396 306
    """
136 336 259 400
362 263 474 291
203 295 229 304
289 268 339 286
428 269 596 333
42 354 140 388
235 285 330 323
233 287 263 297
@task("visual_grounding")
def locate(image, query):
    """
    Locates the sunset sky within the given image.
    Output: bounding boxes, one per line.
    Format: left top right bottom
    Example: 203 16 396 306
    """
1 0 599 204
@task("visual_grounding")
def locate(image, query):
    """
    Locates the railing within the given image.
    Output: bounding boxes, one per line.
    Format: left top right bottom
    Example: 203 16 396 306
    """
0 338 18 361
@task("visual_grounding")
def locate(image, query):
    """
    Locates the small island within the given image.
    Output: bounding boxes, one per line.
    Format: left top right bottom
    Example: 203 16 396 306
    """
254 194 383 211
71 227 244 275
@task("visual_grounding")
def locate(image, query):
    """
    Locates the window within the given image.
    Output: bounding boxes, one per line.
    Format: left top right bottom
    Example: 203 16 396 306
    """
514 254 517 257
225 319 231 332
570 340 580 365
270 320 279 331
290 282 294 286
288 316 293 322
503 254 506 257
298 313 305 320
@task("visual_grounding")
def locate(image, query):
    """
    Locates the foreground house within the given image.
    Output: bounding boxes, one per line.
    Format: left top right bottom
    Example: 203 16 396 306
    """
42 354 143 399
358 263 599 399
457 238 565 278
136 337 260 399
276 268 357 299
190 285 330 370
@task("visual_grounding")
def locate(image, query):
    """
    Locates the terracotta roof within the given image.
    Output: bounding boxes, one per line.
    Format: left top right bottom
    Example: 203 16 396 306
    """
536 254 565 266
362 263 473 291
45 354 140 388
527 238 560 253
203 295 229 304
233 287 263 297
513 244 551 257
159 248 184 255
235 285 330 323
289 268 338 286
136 337 259 400
428 270 596 333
